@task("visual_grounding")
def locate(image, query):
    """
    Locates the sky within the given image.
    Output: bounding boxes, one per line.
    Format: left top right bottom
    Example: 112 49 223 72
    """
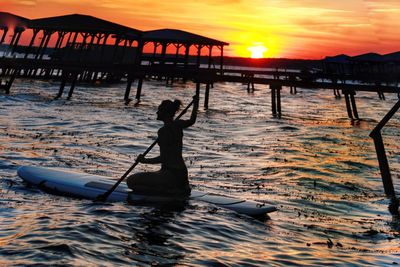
1 0 400 59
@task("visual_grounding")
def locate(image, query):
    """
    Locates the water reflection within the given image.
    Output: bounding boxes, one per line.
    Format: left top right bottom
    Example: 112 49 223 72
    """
127 205 187 265
0 79 400 265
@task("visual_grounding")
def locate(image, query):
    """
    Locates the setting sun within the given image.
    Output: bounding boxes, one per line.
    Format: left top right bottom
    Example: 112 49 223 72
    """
247 44 268 58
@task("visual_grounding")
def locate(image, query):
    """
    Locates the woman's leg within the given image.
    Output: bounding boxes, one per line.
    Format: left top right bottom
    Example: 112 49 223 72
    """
126 171 165 189
126 170 190 196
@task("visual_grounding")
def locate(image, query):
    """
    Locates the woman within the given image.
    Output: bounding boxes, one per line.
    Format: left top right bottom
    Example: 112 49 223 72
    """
127 95 199 197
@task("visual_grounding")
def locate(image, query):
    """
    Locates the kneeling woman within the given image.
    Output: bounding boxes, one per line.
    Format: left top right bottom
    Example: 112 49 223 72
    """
127 96 199 197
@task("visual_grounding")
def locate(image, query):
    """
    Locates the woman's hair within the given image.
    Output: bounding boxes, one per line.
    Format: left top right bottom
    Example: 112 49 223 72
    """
159 99 182 115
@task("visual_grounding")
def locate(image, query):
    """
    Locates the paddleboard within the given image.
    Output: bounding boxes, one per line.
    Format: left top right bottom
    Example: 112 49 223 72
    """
17 166 277 216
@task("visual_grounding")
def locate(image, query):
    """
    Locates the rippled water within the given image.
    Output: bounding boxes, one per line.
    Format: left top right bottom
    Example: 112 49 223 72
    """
1 78 400 266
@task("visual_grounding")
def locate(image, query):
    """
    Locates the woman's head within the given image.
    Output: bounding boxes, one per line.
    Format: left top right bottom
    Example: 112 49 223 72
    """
157 99 181 121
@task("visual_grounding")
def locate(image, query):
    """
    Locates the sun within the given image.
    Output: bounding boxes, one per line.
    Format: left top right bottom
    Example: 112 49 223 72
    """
247 44 268 58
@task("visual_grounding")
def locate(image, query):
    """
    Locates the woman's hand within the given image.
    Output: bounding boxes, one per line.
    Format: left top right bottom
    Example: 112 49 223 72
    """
137 154 146 163
137 155 161 164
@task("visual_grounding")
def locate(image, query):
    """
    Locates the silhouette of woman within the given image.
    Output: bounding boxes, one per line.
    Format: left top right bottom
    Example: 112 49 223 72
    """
127 95 199 196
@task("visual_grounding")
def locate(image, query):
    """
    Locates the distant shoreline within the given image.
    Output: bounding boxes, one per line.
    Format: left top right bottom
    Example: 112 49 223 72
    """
221 56 322 70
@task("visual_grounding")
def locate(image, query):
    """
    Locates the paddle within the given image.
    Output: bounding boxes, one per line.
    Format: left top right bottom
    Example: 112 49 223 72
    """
95 89 200 201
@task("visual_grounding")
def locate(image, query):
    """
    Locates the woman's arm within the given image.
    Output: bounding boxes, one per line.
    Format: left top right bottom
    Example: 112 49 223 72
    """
137 154 162 164
178 95 199 128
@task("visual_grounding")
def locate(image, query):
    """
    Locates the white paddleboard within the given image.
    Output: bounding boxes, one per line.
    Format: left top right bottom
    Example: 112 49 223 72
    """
17 166 277 216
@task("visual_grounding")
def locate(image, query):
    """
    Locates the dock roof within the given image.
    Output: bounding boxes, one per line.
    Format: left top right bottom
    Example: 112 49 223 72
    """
0 12 29 29
142 29 229 46
383 51 400 62
324 54 350 63
29 14 142 38
351 52 383 62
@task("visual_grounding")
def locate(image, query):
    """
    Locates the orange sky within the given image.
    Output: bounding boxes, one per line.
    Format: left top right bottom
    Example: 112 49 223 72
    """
1 0 400 59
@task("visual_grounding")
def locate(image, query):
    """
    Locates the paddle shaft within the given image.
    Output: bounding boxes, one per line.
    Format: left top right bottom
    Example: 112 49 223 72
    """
97 94 198 201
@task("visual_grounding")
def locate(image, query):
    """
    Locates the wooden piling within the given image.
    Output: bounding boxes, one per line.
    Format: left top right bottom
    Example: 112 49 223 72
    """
56 74 67 99
369 99 400 199
343 90 359 119
5 69 18 94
343 92 353 119
349 92 359 119
334 89 341 98
371 132 395 197
277 87 281 115
124 76 134 103
204 83 210 109
135 78 143 101
270 84 282 116
271 86 277 115
67 74 78 99
0 27 8 43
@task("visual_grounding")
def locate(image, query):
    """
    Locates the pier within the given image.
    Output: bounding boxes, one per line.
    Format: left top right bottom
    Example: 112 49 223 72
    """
1 56 399 114
1 12 399 116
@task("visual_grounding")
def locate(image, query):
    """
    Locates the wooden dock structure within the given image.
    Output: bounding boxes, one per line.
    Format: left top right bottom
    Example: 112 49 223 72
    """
1 56 399 114
1 12 399 116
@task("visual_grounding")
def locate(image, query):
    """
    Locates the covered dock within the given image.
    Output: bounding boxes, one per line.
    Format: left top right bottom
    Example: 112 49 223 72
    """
0 12 230 103
141 28 228 70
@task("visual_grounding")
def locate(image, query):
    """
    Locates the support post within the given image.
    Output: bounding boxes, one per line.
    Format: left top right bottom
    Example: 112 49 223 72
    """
289 74 297 95
54 31 63 49
220 45 224 75
271 86 277 115
174 43 180 67
124 76 134 103
161 42 167 65
343 92 353 119
208 45 213 69
204 83 210 109
277 86 281 115
270 84 282 116
35 30 47 59
56 73 68 99
39 31 52 59
136 78 143 101
184 44 190 69
8 29 18 55
99 34 109 61
0 27 8 44
371 132 395 197
112 36 121 62
67 74 78 100
5 69 18 94
369 99 400 205
349 91 359 119
378 91 385 100
11 30 23 54
196 45 202 67
66 32 78 59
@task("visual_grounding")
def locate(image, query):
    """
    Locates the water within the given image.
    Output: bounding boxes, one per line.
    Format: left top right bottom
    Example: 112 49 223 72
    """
1 78 399 266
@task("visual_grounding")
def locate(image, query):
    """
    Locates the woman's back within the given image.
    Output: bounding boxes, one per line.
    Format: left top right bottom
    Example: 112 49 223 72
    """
158 121 186 171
